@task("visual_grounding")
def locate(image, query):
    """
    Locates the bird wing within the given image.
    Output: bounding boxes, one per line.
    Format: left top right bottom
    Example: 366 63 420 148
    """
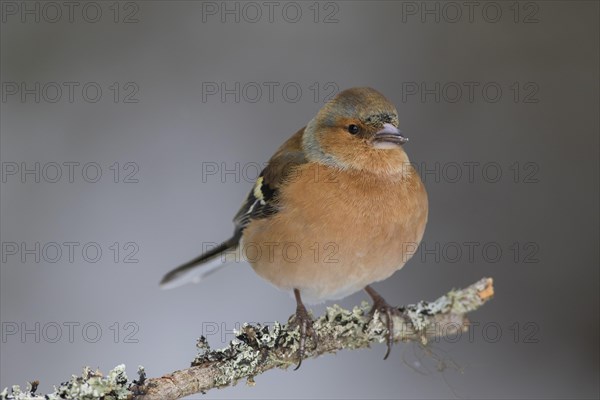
160 128 307 289
232 127 307 234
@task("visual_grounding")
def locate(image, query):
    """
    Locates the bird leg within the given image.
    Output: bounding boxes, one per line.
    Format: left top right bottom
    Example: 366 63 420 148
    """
288 288 318 370
364 285 410 360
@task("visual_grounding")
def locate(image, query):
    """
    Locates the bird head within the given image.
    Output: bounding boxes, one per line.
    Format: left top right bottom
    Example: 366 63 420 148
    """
303 87 411 176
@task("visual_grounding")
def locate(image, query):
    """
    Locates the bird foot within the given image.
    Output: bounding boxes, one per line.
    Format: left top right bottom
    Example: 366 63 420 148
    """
365 287 411 360
288 302 318 370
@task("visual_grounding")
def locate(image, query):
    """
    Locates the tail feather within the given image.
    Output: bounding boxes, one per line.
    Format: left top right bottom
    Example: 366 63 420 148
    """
160 236 239 290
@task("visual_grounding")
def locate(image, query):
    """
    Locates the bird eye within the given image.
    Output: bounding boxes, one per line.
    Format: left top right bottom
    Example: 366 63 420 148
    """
348 124 360 134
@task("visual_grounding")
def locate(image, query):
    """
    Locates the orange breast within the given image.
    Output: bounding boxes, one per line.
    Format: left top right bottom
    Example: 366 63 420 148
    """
242 163 428 303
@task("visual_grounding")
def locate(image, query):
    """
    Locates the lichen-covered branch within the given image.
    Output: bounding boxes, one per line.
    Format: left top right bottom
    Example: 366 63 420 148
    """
1 278 494 400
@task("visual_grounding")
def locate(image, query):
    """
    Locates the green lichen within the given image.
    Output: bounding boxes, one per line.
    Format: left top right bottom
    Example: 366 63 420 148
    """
46 365 130 400
0 384 42 400
191 299 448 388
0 380 45 400
205 304 376 386
0 365 143 400
317 303 374 348
445 279 489 315
193 323 286 387
190 281 491 389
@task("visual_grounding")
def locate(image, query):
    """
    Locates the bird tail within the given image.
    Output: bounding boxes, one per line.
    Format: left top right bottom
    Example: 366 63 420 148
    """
160 235 240 290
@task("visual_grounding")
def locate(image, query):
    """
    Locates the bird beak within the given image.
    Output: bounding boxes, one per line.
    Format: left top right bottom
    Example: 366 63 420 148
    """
373 123 408 146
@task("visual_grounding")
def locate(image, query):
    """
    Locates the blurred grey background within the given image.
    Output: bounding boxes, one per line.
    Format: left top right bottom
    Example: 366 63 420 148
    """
1 1 598 399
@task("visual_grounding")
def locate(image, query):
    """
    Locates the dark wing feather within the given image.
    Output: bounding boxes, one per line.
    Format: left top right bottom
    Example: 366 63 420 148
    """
232 128 307 235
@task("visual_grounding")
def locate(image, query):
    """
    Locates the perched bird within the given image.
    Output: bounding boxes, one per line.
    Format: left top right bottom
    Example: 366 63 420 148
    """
161 87 428 367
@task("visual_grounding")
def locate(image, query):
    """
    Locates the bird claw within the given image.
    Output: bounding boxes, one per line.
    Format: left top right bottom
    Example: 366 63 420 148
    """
288 304 318 370
367 296 411 360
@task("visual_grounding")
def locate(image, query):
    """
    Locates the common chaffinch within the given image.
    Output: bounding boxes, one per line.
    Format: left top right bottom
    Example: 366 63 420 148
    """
161 87 429 367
